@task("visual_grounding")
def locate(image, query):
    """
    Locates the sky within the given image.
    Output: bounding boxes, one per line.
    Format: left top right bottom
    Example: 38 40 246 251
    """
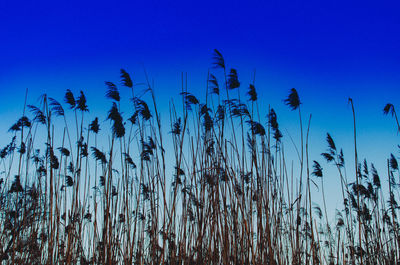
1 0 400 218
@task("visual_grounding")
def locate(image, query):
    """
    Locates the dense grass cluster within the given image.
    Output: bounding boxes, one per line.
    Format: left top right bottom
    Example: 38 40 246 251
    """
0 50 399 264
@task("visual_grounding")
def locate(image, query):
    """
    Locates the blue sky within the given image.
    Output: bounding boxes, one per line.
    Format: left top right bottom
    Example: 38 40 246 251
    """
1 0 399 107
1 0 400 216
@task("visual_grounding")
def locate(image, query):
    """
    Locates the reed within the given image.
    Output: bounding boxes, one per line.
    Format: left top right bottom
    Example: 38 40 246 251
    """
0 50 398 264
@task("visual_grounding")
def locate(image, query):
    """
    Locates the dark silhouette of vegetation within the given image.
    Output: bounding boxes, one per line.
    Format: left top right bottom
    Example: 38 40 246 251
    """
0 50 398 265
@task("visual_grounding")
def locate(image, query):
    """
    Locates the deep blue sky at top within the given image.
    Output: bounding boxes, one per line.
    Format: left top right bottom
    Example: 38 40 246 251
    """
1 0 399 136
1 0 399 101
1 0 400 208
1 0 399 130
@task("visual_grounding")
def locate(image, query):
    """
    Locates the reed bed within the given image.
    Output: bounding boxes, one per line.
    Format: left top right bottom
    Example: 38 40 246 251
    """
0 50 399 264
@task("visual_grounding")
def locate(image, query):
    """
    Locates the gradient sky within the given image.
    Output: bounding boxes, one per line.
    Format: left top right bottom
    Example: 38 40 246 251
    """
1 0 400 217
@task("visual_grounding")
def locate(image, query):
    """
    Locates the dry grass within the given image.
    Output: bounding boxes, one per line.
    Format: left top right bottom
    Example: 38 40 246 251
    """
0 50 399 264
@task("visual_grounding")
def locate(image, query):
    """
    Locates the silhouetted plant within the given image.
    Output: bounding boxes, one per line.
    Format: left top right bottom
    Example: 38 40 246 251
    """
27 105 46 124
120 69 133 88
58 147 70 157
227 68 240 89
384 103 400 133
212 49 225 69
209 74 219 95
132 97 152 121
246 120 265 136
91 147 107 164
107 102 125 138
0 51 398 265
89 117 100 134
247 84 257 102
76 91 88 112
268 108 283 142
48 98 65 116
105 81 120 102
64 89 76 109
284 88 301 110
